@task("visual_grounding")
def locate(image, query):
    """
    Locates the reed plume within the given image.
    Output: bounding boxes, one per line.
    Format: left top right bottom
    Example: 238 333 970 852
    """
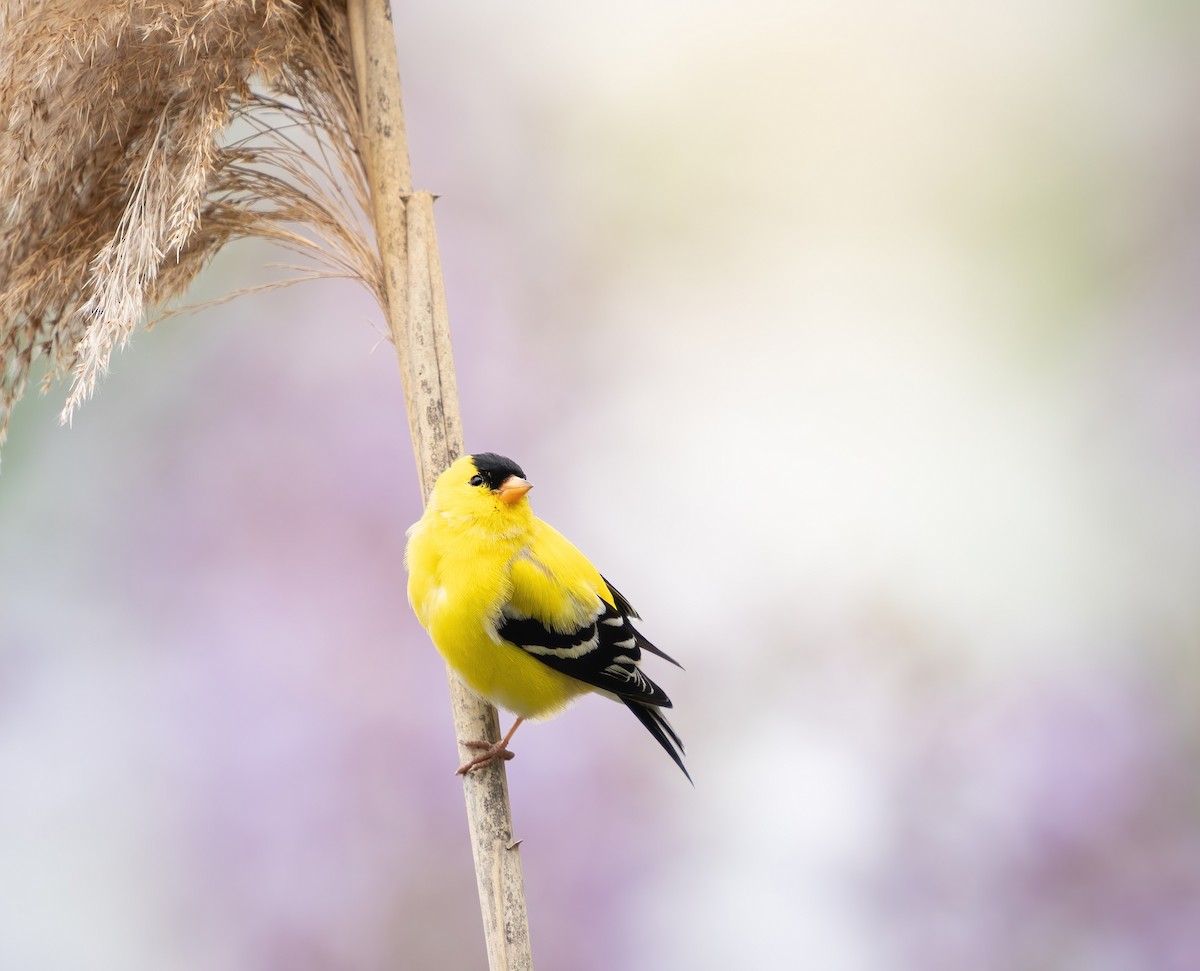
0 0 380 446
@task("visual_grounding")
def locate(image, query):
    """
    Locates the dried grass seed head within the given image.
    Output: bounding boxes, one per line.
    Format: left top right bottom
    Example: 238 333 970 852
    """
0 0 381 450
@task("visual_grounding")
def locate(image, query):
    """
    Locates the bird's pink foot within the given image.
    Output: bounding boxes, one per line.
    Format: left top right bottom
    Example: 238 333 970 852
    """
456 739 517 775
455 718 525 776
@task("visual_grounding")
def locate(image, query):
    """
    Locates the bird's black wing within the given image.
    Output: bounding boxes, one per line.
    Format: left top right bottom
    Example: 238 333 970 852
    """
496 569 690 780
497 595 672 707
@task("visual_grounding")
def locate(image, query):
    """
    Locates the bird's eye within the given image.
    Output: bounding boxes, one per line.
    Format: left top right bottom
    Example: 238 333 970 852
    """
468 474 484 487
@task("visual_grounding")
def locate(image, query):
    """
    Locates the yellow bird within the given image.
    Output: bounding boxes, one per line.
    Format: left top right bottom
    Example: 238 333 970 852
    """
406 453 688 780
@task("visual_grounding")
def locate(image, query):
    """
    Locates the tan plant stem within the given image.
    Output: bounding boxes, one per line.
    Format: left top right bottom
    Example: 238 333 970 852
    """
346 0 414 437
345 2 534 968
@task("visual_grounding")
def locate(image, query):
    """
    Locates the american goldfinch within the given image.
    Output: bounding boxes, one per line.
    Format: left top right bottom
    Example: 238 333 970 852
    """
406 452 688 781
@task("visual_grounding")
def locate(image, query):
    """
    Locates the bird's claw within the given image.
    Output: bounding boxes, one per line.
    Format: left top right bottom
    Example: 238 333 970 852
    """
456 739 517 775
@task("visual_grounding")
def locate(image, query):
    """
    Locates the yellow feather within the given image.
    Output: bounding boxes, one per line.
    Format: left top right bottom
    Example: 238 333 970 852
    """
405 455 595 718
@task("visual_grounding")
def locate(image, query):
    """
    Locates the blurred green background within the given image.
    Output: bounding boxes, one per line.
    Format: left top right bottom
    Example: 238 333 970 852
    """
3 1 1200 968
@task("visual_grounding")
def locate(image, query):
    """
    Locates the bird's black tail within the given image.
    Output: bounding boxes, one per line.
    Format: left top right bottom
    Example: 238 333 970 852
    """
625 700 691 784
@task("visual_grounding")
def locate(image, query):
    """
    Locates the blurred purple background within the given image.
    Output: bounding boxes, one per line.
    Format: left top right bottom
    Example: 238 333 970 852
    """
3 2 1200 968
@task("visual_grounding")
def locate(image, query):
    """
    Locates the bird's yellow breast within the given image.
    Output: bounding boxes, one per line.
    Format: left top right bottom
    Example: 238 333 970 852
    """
406 514 592 719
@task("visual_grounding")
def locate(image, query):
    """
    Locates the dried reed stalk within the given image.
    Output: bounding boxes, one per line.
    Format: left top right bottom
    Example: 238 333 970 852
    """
346 3 533 967
1 1 532 967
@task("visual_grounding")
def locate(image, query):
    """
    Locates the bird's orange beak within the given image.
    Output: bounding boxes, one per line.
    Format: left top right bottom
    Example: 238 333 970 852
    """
497 475 532 504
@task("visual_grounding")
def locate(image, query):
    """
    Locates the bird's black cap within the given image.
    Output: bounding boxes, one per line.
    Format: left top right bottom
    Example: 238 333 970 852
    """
470 453 526 491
